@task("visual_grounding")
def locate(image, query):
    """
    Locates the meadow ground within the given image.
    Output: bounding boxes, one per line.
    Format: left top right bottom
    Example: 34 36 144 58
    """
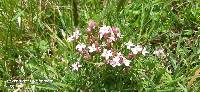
0 0 200 91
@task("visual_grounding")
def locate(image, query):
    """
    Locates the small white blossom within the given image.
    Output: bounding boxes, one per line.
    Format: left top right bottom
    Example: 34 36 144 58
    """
67 36 74 42
124 60 131 66
109 60 118 67
153 48 165 57
71 62 82 71
99 26 111 39
125 41 135 50
112 56 122 66
131 45 143 54
67 30 81 42
101 49 113 60
76 43 86 52
73 29 81 39
88 44 98 53
142 47 149 56
108 36 116 43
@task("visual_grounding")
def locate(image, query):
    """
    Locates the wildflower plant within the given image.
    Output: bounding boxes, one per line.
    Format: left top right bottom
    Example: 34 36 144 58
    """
68 20 149 70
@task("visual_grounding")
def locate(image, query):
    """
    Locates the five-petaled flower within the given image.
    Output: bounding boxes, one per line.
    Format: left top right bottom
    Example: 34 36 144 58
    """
71 62 82 71
107 52 132 67
88 44 99 53
67 29 81 42
101 49 113 60
125 41 135 50
130 45 143 55
76 43 86 52
99 26 111 39
153 48 165 57
142 47 149 56
88 20 97 29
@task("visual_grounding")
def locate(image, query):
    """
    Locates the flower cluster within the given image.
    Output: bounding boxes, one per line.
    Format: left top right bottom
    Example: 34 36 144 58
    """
68 20 149 71
125 41 149 58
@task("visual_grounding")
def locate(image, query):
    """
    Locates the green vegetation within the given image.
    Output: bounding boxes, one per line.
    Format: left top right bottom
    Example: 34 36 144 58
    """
0 0 200 91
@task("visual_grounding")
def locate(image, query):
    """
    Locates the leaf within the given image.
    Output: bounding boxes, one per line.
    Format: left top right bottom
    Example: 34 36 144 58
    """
183 30 193 36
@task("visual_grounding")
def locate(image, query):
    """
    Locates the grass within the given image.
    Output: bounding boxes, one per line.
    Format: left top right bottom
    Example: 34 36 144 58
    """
0 0 200 91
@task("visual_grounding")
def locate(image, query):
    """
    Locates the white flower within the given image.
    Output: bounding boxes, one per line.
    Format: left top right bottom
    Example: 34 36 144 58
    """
73 29 81 39
112 56 122 66
125 41 135 50
76 43 86 52
124 60 131 66
101 49 113 60
135 45 143 52
99 26 111 39
67 36 74 42
71 62 82 71
109 60 118 67
131 45 143 54
17 16 21 27
112 27 121 38
67 29 81 42
88 44 97 53
109 53 131 67
142 47 149 56
108 36 116 42
117 52 122 56
153 48 165 57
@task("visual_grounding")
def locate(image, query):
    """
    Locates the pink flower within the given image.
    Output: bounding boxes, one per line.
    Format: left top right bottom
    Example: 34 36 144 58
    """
108 60 119 67
112 56 122 66
107 52 131 67
76 43 86 52
86 27 92 32
99 26 111 39
108 36 116 43
88 20 96 29
116 53 131 66
112 27 121 38
71 62 82 71
101 49 113 60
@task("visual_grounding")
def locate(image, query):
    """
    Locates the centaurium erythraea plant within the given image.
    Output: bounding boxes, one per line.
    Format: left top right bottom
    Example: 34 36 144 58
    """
68 20 150 71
